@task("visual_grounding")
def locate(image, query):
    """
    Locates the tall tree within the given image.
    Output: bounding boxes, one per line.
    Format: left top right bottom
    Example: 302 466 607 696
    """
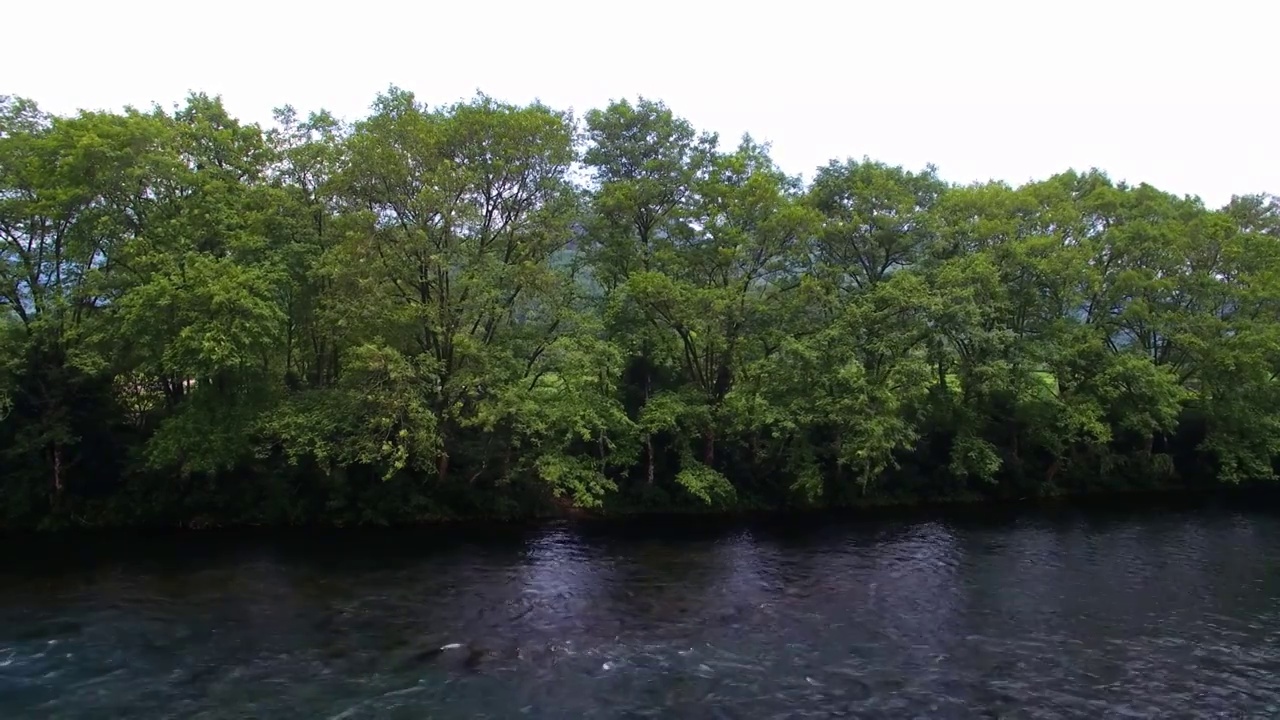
582 98 718 492
0 98 165 498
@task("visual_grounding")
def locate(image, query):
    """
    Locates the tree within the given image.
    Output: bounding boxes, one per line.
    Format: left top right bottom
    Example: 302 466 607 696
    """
615 137 816 503
583 98 719 494
0 99 165 498
274 89 590 492
103 95 286 477
2 89 1279 529
808 159 945 293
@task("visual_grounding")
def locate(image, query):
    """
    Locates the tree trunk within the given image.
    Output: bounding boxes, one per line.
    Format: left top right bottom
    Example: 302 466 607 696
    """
834 429 844 486
750 431 760 479
703 428 715 467
644 368 654 485
437 451 450 483
645 436 655 486
1045 458 1060 485
52 443 63 495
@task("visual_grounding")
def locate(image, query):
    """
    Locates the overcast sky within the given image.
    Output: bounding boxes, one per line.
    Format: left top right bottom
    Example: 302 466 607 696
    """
9 0 1277 207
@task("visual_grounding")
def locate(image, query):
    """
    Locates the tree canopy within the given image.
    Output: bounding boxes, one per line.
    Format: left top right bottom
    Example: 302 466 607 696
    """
2 91 1277 529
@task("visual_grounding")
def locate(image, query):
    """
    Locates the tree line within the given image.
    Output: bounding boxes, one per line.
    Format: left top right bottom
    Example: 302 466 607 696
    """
2 90 1277 529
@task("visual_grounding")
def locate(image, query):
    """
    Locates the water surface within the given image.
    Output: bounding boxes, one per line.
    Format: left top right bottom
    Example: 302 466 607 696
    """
2 505 1279 718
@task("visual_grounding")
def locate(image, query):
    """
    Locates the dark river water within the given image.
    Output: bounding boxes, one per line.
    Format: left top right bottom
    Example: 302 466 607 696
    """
2 504 1279 719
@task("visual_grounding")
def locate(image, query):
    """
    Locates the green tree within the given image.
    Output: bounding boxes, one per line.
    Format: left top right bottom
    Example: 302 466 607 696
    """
582 98 719 493
2 89 1279 530
0 98 164 500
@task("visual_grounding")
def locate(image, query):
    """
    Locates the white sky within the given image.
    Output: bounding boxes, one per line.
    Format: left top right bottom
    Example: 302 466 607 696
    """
9 0 1278 207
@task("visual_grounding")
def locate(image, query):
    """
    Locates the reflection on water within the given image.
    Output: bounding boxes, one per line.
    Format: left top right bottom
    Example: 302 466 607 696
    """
2 506 1280 718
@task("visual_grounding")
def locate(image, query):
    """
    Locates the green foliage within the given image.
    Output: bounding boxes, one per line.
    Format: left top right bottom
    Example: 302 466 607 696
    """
283 344 442 477
673 462 737 506
1 90 1278 529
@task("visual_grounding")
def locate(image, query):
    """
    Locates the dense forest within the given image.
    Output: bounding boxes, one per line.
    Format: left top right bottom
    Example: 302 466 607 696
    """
2 89 1278 530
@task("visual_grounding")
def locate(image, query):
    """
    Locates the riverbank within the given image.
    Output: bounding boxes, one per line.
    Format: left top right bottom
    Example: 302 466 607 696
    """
5 476 1276 538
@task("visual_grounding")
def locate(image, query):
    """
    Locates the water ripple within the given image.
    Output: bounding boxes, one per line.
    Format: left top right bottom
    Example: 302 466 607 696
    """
0 508 1278 717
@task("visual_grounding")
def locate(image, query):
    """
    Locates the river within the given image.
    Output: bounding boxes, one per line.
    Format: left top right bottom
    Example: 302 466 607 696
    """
1 504 1278 718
